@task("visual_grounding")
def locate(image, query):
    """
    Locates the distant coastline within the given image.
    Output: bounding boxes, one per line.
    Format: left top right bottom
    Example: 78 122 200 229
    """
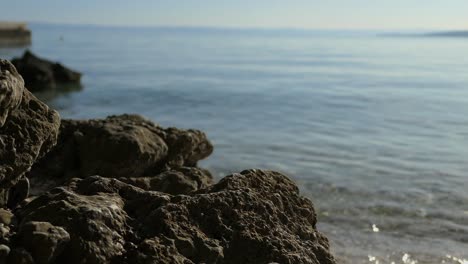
424 30 468 37
381 30 468 38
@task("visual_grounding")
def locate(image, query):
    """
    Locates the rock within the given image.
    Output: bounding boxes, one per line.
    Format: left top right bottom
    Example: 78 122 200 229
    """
160 126 215 168
16 221 70 264
0 225 10 243
118 167 213 195
0 209 13 225
2 56 336 263
0 59 60 206
0 244 10 262
0 59 23 126
7 177 29 208
11 50 81 92
17 184 132 263
17 170 336 264
28 114 213 195
126 237 192 264
64 114 169 178
7 248 33 264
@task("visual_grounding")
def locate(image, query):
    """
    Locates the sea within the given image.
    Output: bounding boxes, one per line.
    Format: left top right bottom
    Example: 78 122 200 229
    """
1 23 467 264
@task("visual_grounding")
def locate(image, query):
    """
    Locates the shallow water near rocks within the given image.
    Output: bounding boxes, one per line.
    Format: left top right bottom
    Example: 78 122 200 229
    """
1 24 468 263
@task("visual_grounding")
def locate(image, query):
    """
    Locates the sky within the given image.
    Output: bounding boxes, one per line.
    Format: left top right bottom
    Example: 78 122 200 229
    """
2 0 467 30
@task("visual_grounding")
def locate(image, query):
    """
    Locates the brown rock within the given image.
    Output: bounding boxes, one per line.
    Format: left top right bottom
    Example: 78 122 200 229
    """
0 209 13 226
118 167 213 195
7 248 33 264
17 170 336 264
28 114 213 195
0 59 23 126
16 221 70 264
0 59 60 206
18 185 130 263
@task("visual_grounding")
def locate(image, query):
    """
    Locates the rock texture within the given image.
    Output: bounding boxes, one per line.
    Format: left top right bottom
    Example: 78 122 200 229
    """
118 167 213 195
14 170 336 264
15 221 70 264
28 114 214 195
11 50 81 92
0 59 60 206
0 59 23 126
0 58 336 263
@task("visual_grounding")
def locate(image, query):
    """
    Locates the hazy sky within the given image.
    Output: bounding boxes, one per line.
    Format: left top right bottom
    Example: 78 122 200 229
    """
3 0 467 30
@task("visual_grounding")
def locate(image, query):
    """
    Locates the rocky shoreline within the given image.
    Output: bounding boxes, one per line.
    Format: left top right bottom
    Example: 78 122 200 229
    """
0 59 336 263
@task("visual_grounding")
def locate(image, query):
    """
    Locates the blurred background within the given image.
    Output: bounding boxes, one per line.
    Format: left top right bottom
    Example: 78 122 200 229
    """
1 1 468 263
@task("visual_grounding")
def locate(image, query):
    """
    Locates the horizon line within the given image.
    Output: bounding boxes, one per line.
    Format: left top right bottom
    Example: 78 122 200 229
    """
22 20 468 33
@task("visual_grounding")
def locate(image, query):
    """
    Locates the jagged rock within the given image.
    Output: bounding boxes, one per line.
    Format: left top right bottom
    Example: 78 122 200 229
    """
60 115 169 178
0 59 60 206
16 170 336 264
0 59 23 126
2 54 336 263
17 184 133 263
128 237 192 264
15 221 70 264
28 114 213 195
118 167 213 195
0 209 13 226
11 50 81 92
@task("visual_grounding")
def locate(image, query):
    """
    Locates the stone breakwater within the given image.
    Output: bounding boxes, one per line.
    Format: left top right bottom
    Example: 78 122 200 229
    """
0 23 31 47
0 59 336 264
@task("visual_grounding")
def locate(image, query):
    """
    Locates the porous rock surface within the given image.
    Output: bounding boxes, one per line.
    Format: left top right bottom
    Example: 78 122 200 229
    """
0 58 336 263
28 114 214 195
0 59 60 206
15 221 70 264
118 167 213 195
14 170 336 264
11 50 81 92
0 59 23 126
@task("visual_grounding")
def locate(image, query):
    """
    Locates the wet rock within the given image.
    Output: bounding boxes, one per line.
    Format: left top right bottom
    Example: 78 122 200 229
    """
11 50 81 92
28 114 213 195
0 59 60 206
17 170 336 264
16 221 70 264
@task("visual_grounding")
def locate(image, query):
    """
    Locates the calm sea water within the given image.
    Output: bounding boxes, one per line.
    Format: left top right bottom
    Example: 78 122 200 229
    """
1 24 468 263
